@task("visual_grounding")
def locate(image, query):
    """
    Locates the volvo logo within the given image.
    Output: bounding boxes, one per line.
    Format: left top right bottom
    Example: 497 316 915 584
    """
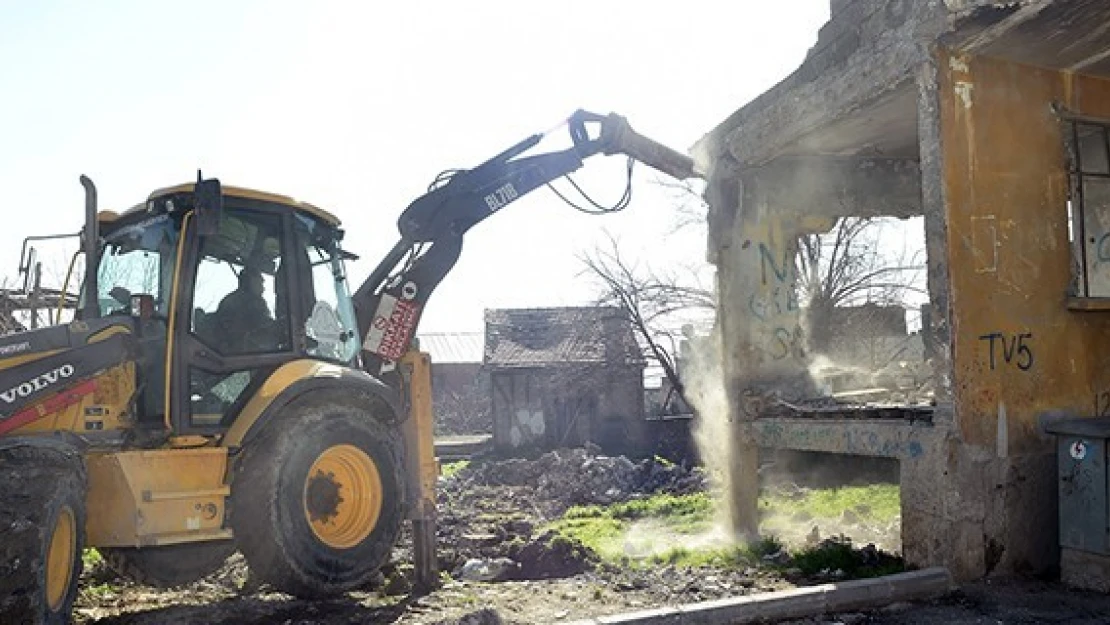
0 364 76 404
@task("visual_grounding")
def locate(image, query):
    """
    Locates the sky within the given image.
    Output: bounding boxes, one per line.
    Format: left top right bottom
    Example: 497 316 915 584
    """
0 1 832 334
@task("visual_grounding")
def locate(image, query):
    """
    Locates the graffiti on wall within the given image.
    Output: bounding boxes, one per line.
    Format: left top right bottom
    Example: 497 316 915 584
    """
747 237 805 362
1097 233 1110 264
978 332 1034 371
509 408 545 448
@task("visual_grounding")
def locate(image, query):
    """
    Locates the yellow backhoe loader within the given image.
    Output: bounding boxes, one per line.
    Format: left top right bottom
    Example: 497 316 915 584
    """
0 110 698 624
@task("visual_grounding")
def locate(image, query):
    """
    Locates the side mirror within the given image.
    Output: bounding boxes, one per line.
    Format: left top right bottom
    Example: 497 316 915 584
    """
194 171 223 237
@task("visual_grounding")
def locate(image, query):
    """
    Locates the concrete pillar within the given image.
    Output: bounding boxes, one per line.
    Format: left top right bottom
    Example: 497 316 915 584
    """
709 162 834 541
706 164 760 541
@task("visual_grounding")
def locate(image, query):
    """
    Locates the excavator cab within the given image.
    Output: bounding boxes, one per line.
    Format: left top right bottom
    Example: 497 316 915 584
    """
90 183 363 433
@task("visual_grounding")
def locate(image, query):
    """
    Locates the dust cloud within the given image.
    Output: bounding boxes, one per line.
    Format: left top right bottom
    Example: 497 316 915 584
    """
676 325 740 534
619 518 732 559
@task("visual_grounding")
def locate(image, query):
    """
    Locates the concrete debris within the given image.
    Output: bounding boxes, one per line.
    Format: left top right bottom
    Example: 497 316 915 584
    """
812 358 936 408
763 550 792 565
449 447 707 511
453 558 520 582
433 447 709 584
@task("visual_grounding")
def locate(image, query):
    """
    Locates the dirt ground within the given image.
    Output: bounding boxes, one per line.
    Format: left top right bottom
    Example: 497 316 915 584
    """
788 579 1110 625
76 448 801 624
76 575 1110 624
71 447 1110 625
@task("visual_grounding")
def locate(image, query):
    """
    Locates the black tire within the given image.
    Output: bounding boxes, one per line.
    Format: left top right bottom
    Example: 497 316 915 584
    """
0 444 86 625
231 396 405 598
101 541 236 588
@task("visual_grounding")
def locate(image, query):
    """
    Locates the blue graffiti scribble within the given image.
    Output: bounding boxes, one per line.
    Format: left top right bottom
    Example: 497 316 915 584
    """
907 441 923 458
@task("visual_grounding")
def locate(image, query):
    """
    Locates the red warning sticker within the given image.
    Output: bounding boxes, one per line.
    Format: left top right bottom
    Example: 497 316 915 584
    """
364 294 420 361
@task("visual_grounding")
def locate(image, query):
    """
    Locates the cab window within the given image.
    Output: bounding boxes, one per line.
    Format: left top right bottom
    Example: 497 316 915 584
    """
295 214 359 364
96 214 179 317
190 210 290 355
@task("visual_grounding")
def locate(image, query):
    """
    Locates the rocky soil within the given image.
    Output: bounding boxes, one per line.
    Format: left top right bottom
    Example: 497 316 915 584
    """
75 446 897 625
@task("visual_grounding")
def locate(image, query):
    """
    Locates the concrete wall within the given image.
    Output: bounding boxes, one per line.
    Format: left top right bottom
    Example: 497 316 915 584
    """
911 50 1110 577
489 365 646 454
942 51 1110 447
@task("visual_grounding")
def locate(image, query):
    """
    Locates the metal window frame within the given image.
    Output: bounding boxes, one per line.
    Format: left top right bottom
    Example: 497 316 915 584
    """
1060 110 1110 298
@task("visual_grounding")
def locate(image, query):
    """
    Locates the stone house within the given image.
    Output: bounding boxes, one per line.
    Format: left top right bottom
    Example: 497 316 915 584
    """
483 307 646 454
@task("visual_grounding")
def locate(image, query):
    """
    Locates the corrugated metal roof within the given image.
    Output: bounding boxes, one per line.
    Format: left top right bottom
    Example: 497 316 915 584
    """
484 306 644 368
417 332 485 364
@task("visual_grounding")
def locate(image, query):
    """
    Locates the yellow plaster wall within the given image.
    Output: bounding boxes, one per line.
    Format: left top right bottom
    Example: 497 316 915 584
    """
940 50 1110 452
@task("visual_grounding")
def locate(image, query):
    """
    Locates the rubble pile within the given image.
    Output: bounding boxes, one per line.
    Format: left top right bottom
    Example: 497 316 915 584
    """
428 446 709 580
809 358 936 408
444 446 707 513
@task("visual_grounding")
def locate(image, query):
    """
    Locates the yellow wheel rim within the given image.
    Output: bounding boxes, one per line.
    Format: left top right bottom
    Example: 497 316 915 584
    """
46 505 76 611
303 444 383 549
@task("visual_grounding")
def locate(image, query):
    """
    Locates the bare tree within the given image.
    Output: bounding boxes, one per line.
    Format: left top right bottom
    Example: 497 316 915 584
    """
577 231 715 412
654 178 710 236
433 374 492 436
794 216 927 356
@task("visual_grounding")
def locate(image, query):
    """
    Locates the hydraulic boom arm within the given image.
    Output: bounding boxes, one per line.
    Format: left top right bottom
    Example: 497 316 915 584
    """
353 110 700 377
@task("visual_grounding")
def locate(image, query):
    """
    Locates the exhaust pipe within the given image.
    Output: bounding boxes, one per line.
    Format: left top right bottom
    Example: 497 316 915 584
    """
80 175 99 319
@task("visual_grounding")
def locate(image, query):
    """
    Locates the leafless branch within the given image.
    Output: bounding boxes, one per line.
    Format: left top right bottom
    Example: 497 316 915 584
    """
795 215 927 354
577 230 714 413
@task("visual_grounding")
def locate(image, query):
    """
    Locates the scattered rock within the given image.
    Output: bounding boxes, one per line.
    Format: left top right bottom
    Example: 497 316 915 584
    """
434 608 505 625
383 564 414 596
446 447 707 515
763 550 791 565
454 557 521 582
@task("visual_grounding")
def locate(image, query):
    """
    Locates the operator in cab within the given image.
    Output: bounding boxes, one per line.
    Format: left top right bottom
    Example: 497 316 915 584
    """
214 266 274 353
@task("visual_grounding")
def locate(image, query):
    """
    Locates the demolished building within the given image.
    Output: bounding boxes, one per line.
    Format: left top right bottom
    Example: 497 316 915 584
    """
694 0 1110 582
484 307 646 454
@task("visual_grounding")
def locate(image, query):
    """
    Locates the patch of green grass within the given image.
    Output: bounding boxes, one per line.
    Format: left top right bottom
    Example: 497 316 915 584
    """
547 516 626 560
549 492 756 569
565 492 713 522
643 534 787 569
440 460 470 479
546 486 902 576
789 535 905 578
82 548 103 569
745 534 786 559
647 545 740 568
760 484 900 524
79 582 114 601
791 538 859 575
